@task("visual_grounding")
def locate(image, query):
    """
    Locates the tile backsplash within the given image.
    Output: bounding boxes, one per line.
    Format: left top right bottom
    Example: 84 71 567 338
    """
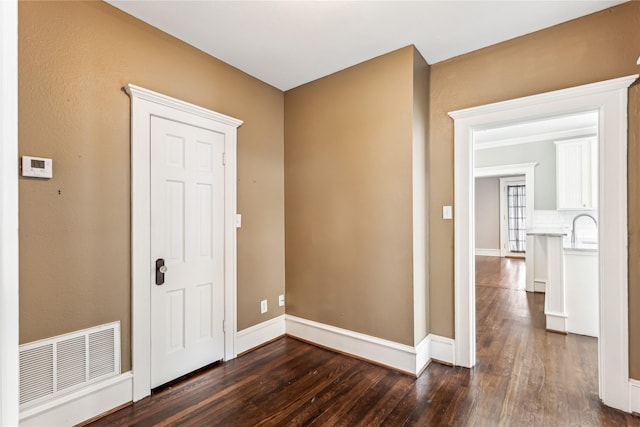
533 210 599 246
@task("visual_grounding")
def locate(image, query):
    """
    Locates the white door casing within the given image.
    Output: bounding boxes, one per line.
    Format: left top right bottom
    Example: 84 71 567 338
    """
126 85 242 401
0 0 19 425
150 117 225 388
451 74 638 412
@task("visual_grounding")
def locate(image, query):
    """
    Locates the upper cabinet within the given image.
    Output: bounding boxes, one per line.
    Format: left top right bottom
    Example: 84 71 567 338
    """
555 137 597 210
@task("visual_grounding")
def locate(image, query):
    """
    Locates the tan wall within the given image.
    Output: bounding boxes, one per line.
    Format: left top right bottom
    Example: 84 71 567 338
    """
412 49 430 343
428 2 640 374
284 46 416 345
18 1 285 371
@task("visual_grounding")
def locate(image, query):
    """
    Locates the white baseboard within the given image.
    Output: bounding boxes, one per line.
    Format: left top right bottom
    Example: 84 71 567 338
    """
415 335 430 374
629 379 640 414
534 279 546 293
545 311 568 333
285 315 417 374
429 334 456 364
236 314 285 355
285 315 455 375
475 248 501 257
20 372 133 427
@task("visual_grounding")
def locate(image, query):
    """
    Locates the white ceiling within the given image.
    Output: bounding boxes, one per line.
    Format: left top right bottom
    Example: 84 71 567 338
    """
106 0 626 91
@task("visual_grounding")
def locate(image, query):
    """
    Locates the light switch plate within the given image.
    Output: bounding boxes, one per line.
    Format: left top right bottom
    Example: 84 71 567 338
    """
235 214 242 228
443 205 453 220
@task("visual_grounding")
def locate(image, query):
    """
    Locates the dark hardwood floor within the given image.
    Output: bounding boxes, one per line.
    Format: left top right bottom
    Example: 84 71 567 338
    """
86 256 638 426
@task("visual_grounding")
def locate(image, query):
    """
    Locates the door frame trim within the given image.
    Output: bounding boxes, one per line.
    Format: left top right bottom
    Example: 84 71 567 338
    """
450 74 638 411
0 1 19 424
126 84 243 401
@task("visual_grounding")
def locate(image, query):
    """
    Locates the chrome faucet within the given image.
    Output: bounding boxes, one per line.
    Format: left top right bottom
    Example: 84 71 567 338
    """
571 213 597 244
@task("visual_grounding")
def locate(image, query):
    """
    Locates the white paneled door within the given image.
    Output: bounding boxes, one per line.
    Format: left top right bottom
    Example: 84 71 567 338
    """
150 116 225 388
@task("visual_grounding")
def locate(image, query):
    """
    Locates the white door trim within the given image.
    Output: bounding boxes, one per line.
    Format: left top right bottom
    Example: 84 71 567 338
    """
451 74 638 412
0 1 19 424
126 84 242 401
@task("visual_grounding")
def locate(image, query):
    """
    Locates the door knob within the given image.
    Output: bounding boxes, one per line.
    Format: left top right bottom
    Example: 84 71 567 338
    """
155 258 167 285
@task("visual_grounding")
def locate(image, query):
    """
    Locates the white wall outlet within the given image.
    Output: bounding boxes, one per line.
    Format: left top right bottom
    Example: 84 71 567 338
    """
235 214 242 228
260 299 268 314
278 294 285 307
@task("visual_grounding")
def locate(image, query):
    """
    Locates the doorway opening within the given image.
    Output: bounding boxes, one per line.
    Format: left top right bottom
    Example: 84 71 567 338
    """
472 111 601 411
451 74 638 412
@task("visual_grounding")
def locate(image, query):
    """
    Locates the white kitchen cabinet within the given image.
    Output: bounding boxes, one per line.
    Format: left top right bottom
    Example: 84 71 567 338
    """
555 138 597 210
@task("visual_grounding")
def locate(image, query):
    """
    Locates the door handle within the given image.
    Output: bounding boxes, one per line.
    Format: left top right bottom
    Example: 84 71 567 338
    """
155 258 167 285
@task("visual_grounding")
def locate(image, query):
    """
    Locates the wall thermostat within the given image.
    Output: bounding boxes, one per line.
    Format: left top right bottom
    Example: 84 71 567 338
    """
21 156 53 179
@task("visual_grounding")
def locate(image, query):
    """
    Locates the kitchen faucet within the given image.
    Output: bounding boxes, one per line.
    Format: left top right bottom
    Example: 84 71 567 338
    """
571 213 597 244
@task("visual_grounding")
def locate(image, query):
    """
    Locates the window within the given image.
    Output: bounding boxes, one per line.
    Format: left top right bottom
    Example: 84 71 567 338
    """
507 184 526 253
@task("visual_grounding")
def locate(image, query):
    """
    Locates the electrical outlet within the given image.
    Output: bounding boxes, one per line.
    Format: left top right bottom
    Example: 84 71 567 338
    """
260 299 268 314
278 294 285 307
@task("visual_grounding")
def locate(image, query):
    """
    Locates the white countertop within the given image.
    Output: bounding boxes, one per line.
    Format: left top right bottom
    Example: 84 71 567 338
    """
527 229 567 237
528 230 598 252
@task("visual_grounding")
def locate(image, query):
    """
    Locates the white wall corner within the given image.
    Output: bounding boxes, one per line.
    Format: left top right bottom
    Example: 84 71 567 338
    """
629 379 640 414
236 315 286 355
19 372 133 427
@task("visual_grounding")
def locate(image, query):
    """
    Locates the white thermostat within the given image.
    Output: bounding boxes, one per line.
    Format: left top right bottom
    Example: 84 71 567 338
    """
21 156 53 179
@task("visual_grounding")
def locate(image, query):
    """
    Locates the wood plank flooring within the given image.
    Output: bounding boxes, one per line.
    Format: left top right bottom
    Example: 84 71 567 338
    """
86 256 638 426
475 255 525 290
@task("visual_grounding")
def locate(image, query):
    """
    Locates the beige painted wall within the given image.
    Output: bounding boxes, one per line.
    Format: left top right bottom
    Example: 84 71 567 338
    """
284 46 418 346
476 141 556 210
428 2 640 375
412 49 430 343
18 1 285 371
